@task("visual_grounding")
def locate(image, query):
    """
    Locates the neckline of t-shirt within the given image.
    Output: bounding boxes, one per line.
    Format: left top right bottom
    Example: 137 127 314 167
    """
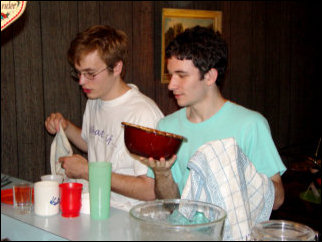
181 100 231 127
98 83 137 108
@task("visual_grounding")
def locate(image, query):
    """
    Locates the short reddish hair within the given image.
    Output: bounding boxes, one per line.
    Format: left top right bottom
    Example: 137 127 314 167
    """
67 25 128 79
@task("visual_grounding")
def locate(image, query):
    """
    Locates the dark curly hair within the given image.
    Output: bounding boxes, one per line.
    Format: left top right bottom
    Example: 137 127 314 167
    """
165 26 228 88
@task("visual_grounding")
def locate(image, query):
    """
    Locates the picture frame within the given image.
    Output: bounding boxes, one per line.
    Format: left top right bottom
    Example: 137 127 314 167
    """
161 8 222 83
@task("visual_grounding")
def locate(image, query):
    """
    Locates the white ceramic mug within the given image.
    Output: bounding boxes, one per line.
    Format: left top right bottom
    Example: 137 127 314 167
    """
34 181 60 216
41 174 64 184
80 192 90 214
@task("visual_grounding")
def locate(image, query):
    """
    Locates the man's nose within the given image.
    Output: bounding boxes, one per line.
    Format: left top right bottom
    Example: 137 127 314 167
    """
168 76 176 91
78 74 87 85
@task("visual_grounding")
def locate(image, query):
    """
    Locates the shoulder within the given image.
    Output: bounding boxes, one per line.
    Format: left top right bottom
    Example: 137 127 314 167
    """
227 101 269 128
122 84 164 122
127 84 157 106
127 84 163 114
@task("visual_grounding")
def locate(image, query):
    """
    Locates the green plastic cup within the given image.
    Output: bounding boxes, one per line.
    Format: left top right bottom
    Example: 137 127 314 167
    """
89 161 112 220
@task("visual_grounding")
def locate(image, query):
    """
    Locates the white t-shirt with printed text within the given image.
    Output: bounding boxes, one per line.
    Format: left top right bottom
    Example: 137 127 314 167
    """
81 84 164 211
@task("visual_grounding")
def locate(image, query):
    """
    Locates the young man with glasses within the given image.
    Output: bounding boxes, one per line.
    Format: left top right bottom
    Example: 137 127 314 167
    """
45 25 163 211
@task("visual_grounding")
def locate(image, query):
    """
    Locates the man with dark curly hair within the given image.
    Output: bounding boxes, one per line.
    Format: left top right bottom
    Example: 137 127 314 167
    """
141 26 286 210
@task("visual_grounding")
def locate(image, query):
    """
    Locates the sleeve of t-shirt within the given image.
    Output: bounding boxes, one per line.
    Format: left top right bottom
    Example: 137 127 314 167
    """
243 114 287 177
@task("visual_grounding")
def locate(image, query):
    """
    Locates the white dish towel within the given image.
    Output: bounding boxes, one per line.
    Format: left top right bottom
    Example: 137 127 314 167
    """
181 137 274 241
50 123 88 192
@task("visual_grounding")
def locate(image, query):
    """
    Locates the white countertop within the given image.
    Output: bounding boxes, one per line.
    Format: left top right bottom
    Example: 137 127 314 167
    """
1 174 133 241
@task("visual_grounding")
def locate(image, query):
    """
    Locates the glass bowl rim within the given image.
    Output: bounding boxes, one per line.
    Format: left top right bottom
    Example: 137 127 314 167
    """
251 219 318 240
129 198 227 228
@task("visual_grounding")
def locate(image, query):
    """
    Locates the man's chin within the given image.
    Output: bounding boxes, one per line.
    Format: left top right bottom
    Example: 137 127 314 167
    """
85 93 97 100
176 100 187 107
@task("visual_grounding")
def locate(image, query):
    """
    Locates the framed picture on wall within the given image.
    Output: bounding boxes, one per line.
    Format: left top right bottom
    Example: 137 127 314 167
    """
161 8 222 83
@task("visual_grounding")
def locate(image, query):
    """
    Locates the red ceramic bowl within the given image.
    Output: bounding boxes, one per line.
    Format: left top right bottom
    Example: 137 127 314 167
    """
122 122 185 160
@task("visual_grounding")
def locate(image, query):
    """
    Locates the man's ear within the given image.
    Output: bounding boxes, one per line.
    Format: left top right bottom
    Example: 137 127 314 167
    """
113 61 123 76
204 68 218 86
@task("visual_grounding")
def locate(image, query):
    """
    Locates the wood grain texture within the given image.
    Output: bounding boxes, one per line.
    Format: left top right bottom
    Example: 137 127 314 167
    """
132 1 154 97
1 27 19 177
11 1 44 181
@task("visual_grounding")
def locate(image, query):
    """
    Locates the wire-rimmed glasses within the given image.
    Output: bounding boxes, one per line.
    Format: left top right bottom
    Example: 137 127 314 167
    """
70 66 109 81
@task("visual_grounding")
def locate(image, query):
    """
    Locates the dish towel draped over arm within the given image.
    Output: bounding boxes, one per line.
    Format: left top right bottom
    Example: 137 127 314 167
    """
50 123 89 192
181 137 274 241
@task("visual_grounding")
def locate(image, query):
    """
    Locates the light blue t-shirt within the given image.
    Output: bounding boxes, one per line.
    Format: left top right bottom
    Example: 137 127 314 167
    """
147 101 286 194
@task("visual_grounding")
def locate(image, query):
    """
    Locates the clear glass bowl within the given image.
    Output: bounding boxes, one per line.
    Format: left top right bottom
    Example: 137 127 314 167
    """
129 199 227 241
249 220 318 241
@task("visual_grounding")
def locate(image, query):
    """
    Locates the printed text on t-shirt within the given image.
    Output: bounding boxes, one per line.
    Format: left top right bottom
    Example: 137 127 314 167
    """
89 126 113 145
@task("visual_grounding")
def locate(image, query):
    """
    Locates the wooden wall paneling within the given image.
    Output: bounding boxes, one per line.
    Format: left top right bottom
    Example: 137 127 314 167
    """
301 4 322 146
78 2 101 117
193 1 219 9
276 2 292 151
218 1 231 39
263 2 282 147
279 2 322 157
228 2 253 107
1 28 19 177
41 2 80 174
78 1 100 31
12 1 44 181
220 1 231 99
250 2 266 114
132 2 155 98
99 1 133 83
277 2 299 159
163 1 194 9
306 4 322 145
287 3 303 148
289 3 321 149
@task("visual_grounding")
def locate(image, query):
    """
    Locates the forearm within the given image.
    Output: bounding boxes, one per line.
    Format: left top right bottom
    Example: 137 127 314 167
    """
64 120 88 152
271 174 285 210
111 173 156 201
154 169 180 199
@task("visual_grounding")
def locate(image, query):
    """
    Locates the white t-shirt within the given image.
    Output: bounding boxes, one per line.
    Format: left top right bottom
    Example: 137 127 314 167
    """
81 84 164 211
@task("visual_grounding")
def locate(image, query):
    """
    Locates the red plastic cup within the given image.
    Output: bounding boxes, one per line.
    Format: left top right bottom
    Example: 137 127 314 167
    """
59 183 83 218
